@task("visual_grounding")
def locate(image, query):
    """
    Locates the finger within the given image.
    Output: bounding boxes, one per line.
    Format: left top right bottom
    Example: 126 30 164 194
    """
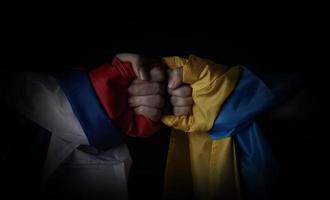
129 95 164 108
116 53 150 80
167 68 183 89
132 78 146 84
173 106 192 116
137 64 150 81
150 66 166 82
132 78 164 84
171 96 193 107
134 106 162 121
128 82 164 95
168 85 192 97
134 66 165 82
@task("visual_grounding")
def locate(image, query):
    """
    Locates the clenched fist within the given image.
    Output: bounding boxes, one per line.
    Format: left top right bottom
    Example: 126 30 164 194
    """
167 68 193 116
116 53 166 122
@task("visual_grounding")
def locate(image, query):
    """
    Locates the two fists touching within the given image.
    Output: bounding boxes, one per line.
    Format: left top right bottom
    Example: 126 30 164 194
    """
116 53 193 122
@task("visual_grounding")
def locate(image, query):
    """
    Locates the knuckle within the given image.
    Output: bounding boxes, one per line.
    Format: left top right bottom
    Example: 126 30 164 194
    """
133 85 144 95
167 87 174 95
182 87 192 96
173 107 181 115
129 96 137 104
154 95 161 104
139 84 148 93
137 97 144 104
177 97 184 106
180 85 191 96
128 97 135 105
156 95 164 107
134 107 140 114
170 96 177 104
153 83 162 94
159 96 165 107
136 106 144 114
128 85 135 94
184 97 193 106
173 106 191 115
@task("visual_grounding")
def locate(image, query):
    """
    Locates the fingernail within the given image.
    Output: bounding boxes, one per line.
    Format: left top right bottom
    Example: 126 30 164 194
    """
139 71 145 80
168 81 174 89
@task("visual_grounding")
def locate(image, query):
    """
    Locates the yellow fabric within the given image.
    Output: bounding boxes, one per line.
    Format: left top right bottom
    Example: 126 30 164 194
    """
162 129 193 200
189 133 241 200
161 55 241 200
162 55 240 133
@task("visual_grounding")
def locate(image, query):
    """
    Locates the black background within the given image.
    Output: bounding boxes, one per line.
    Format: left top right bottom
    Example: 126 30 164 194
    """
1 7 328 200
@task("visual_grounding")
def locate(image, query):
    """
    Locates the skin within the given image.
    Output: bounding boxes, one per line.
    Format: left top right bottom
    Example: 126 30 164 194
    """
116 53 193 122
167 68 193 116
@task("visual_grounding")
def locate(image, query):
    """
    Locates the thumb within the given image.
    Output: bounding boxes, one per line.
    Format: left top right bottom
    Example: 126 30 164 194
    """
167 68 183 89
116 53 150 81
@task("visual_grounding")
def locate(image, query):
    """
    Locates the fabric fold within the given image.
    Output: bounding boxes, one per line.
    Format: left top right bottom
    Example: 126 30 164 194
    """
90 57 161 138
162 55 241 200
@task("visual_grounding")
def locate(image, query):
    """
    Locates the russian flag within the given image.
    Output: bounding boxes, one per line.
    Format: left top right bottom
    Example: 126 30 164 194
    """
55 57 160 150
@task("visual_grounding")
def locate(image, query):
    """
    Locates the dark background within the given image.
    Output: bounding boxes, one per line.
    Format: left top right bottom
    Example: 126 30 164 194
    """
1 9 328 200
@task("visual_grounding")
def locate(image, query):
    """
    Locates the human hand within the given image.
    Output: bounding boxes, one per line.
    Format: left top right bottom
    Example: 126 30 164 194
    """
167 68 193 116
116 53 166 121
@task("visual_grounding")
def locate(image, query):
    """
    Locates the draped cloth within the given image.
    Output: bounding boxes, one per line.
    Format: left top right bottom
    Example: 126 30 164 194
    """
162 55 242 200
209 67 278 200
89 57 160 138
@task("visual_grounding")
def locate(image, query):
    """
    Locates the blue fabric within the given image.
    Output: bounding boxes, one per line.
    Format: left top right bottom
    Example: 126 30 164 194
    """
209 67 278 199
57 70 123 150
